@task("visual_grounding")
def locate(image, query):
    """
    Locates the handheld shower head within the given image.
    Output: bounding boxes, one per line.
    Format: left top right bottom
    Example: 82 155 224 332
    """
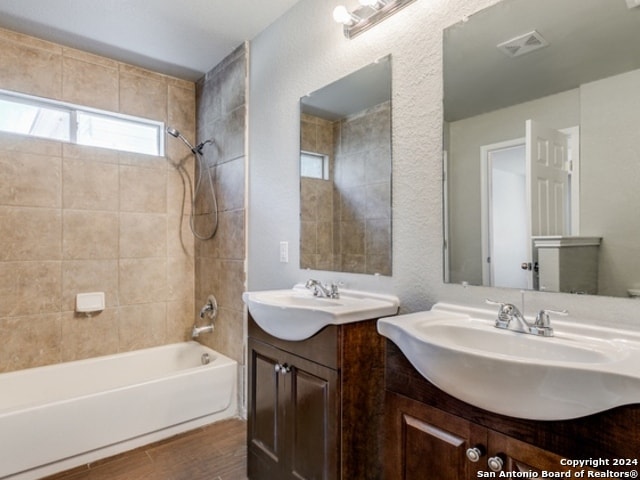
165 125 219 240
166 126 197 154
166 126 213 155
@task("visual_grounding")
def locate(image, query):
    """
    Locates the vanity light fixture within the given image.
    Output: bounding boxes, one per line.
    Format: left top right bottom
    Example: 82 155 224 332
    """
333 5 361 26
359 0 388 9
333 0 416 38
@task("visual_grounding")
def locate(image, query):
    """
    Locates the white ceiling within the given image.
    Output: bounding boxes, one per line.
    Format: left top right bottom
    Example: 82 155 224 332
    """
0 0 300 81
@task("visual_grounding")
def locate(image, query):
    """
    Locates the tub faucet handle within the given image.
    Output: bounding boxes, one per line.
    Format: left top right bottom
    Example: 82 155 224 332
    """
200 295 218 319
193 295 217 339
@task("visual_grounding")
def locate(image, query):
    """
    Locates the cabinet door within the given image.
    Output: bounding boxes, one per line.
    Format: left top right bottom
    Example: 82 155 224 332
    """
248 339 286 480
487 431 599 475
248 339 339 480
282 349 339 480
385 392 487 480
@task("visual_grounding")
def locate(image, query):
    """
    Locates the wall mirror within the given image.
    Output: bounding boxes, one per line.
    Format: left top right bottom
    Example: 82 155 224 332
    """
300 56 392 275
443 0 640 298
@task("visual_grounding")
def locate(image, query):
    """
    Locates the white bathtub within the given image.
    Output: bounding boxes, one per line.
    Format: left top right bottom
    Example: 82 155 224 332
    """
0 342 237 480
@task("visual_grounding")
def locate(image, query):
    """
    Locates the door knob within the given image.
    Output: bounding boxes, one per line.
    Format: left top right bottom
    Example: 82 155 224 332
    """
521 262 532 270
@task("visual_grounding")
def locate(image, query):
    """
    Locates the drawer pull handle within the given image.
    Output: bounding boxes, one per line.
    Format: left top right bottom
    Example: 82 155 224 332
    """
488 455 504 472
466 446 484 463
274 363 291 375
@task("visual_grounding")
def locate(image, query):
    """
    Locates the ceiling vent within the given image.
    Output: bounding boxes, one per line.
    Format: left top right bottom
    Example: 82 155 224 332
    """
497 30 549 58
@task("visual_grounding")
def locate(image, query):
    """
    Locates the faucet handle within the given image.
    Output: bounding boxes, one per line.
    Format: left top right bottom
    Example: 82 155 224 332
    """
485 299 516 311
486 299 518 328
534 308 568 327
485 299 518 314
485 298 505 307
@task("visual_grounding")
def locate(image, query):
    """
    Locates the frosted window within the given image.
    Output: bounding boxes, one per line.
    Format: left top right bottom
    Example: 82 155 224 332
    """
0 97 70 141
0 89 163 156
77 112 160 155
301 152 329 180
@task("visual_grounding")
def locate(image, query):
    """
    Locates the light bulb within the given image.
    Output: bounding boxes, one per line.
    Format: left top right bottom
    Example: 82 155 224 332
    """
359 0 387 8
333 5 352 24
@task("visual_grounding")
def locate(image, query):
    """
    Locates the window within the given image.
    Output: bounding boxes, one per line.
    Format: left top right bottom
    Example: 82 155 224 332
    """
0 89 164 156
300 151 329 180
0 95 70 141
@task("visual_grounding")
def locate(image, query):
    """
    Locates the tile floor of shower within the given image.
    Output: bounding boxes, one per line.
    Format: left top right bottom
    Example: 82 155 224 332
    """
43 419 247 480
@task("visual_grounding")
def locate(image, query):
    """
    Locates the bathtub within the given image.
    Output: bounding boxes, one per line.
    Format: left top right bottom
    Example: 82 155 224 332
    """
0 342 237 480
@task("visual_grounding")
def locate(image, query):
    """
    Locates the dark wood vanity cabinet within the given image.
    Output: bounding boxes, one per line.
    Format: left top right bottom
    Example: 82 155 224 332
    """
384 340 640 479
248 337 339 480
385 392 581 479
247 315 385 480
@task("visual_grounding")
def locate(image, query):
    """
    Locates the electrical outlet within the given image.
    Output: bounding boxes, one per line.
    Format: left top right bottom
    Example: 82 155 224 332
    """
279 241 289 263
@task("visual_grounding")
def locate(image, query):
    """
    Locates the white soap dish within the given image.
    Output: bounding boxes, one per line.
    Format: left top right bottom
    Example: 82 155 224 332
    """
76 292 105 314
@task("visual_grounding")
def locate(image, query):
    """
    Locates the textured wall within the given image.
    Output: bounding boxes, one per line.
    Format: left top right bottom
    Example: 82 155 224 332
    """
0 27 196 373
247 0 499 312
247 0 640 329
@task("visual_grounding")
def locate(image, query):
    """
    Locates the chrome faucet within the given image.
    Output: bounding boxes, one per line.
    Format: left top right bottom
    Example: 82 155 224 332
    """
192 295 217 338
305 279 340 299
486 299 567 337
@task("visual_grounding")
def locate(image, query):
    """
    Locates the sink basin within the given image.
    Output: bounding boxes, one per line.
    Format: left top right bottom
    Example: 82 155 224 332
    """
243 285 399 341
377 303 640 420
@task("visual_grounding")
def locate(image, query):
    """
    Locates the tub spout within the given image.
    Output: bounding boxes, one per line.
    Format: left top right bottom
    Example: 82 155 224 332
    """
192 324 214 338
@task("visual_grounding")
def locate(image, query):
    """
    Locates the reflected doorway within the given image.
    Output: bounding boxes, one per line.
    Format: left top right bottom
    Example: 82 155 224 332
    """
482 140 528 289
480 122 578 290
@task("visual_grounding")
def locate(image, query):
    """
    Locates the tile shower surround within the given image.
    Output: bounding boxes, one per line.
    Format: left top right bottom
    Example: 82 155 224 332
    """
300 102 392 275
194 44 247 366
0 27 198 373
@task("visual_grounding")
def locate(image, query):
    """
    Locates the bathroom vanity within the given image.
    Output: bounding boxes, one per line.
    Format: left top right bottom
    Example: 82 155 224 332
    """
384 341 640 478
247 315 386 480
378 303 640 477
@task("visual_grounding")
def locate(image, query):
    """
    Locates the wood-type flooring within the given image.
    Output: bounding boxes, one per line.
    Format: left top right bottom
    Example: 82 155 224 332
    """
42 418 247 480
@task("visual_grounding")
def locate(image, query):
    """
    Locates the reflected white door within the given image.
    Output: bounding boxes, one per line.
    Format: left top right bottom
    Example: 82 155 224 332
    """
526 119 570 237
481 120 570 289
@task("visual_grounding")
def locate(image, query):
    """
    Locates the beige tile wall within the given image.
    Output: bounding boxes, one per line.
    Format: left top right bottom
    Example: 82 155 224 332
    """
0 27 196 373
299 102 392 275
334 101 392 275
300 113 335 271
